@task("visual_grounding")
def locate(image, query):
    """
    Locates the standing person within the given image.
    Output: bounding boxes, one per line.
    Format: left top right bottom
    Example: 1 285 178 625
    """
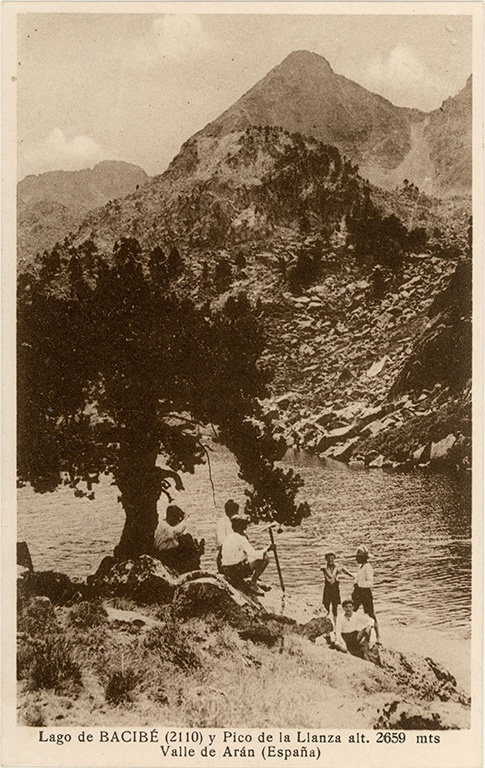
352 544 381 644
221 514 274 595
321 551 353 628
216 499 240 573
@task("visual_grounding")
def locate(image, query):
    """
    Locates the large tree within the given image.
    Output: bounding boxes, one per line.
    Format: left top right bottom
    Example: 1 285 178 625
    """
18 238 309 560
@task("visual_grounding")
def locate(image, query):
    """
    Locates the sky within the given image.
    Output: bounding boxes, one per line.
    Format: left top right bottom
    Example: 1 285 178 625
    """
17 11 473 179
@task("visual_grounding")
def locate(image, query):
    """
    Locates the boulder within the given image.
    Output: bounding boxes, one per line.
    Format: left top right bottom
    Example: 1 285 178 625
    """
317 424 356 451
105 607 163 630
368 455 386 469
172 576 282 646
412 443 432 464
374 700 448 730
88 555 179 603
354 405 391 431
366 356 389 378
430 434 457 462
324 437 360 462
172 575 262 626
315 408 341 428
238 624 280 647
375 646 469 705
361 419 388 438
275 392 300 409
299 616 333 642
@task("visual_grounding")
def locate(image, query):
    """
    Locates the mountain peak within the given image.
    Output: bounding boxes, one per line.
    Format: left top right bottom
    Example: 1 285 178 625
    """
278 49 334 75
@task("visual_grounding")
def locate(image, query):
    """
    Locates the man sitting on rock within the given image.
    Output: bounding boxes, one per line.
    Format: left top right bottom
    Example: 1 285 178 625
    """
221 513 274 595
153 505 204 574
215 499 240 573
335 599 374 659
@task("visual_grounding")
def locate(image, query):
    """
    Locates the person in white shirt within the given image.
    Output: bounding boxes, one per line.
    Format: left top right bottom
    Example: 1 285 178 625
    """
335 599 374 658
352 544 381 644
154 505 187 551
221 514 274 595
153 505 204 574
216 499 239 572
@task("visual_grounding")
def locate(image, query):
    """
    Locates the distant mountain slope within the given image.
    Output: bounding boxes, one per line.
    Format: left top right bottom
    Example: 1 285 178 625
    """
198 50 471 197
18 161 148 263
425 75 472 194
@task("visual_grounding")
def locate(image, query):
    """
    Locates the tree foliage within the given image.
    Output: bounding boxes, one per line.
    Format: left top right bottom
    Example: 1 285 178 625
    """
346 189 428 271
18 238 309 558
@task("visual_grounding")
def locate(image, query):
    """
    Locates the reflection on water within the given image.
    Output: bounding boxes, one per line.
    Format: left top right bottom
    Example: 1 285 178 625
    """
17 446 471 645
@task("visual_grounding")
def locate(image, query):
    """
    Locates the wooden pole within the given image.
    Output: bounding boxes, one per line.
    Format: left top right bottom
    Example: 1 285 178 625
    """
269 527 285 593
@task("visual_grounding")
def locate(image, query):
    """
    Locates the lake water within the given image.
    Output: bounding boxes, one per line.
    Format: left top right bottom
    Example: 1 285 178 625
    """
17 445 472 689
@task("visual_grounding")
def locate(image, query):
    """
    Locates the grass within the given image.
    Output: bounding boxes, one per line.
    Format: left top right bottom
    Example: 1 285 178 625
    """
18 633 82 696
16 592 466 729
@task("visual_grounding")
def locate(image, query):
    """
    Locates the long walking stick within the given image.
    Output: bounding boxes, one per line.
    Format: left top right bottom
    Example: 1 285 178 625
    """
269 526 285 592
268 525 286 648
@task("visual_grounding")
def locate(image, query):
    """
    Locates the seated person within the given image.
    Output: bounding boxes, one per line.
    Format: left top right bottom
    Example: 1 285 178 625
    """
216 499 240 573
335 599 374 659
153 505 204 574
220 513 273 595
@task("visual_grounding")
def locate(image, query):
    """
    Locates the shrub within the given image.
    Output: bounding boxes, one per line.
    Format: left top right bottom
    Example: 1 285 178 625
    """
19 634 82 695
105 668 138 705
22 705 45 727
32 571 79 605
143 623 201 670
68 601 108 629
18 597 57 635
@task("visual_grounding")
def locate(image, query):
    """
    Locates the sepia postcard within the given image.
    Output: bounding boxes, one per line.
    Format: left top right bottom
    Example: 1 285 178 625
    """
2 2 483 767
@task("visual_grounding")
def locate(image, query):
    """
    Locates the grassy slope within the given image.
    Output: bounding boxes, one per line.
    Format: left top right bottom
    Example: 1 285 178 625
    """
18 597 469 730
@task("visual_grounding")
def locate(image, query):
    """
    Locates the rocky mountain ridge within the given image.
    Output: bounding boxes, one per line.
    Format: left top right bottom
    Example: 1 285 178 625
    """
199 51 472 197
17 161 148 265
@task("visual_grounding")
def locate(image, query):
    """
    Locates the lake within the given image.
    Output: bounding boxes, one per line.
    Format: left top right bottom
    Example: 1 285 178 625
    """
17 445 472 689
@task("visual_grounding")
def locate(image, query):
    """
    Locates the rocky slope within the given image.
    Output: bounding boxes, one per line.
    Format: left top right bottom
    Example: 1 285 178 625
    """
199 51 471 197
73 128 370 254
425 75 472 195
17 160 148 265
257 247 471 470
17 559 470 729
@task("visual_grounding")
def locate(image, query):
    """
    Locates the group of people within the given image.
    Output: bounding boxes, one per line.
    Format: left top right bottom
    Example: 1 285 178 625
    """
322 546 381 658
152 500 380 657
151 498 272 595
216 499 274 595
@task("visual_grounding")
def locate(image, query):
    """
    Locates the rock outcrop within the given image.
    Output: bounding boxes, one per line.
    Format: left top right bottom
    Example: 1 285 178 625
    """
18 555 469 715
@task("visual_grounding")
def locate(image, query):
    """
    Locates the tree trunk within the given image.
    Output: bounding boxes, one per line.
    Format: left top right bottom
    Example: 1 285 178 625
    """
114 445 160 560
113 434 185 561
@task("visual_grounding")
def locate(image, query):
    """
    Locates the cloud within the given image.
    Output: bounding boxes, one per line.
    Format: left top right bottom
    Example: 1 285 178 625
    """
361 45 447 108
128 15 214 67
22 128 105 175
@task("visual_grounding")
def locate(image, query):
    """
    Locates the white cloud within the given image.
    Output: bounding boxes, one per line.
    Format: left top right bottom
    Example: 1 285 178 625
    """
361 45 447 108
153 15 213 58
128 15 214 67
22 128 105 176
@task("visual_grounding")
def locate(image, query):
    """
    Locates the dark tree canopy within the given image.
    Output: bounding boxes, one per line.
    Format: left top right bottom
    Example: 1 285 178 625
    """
18 237 309 559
